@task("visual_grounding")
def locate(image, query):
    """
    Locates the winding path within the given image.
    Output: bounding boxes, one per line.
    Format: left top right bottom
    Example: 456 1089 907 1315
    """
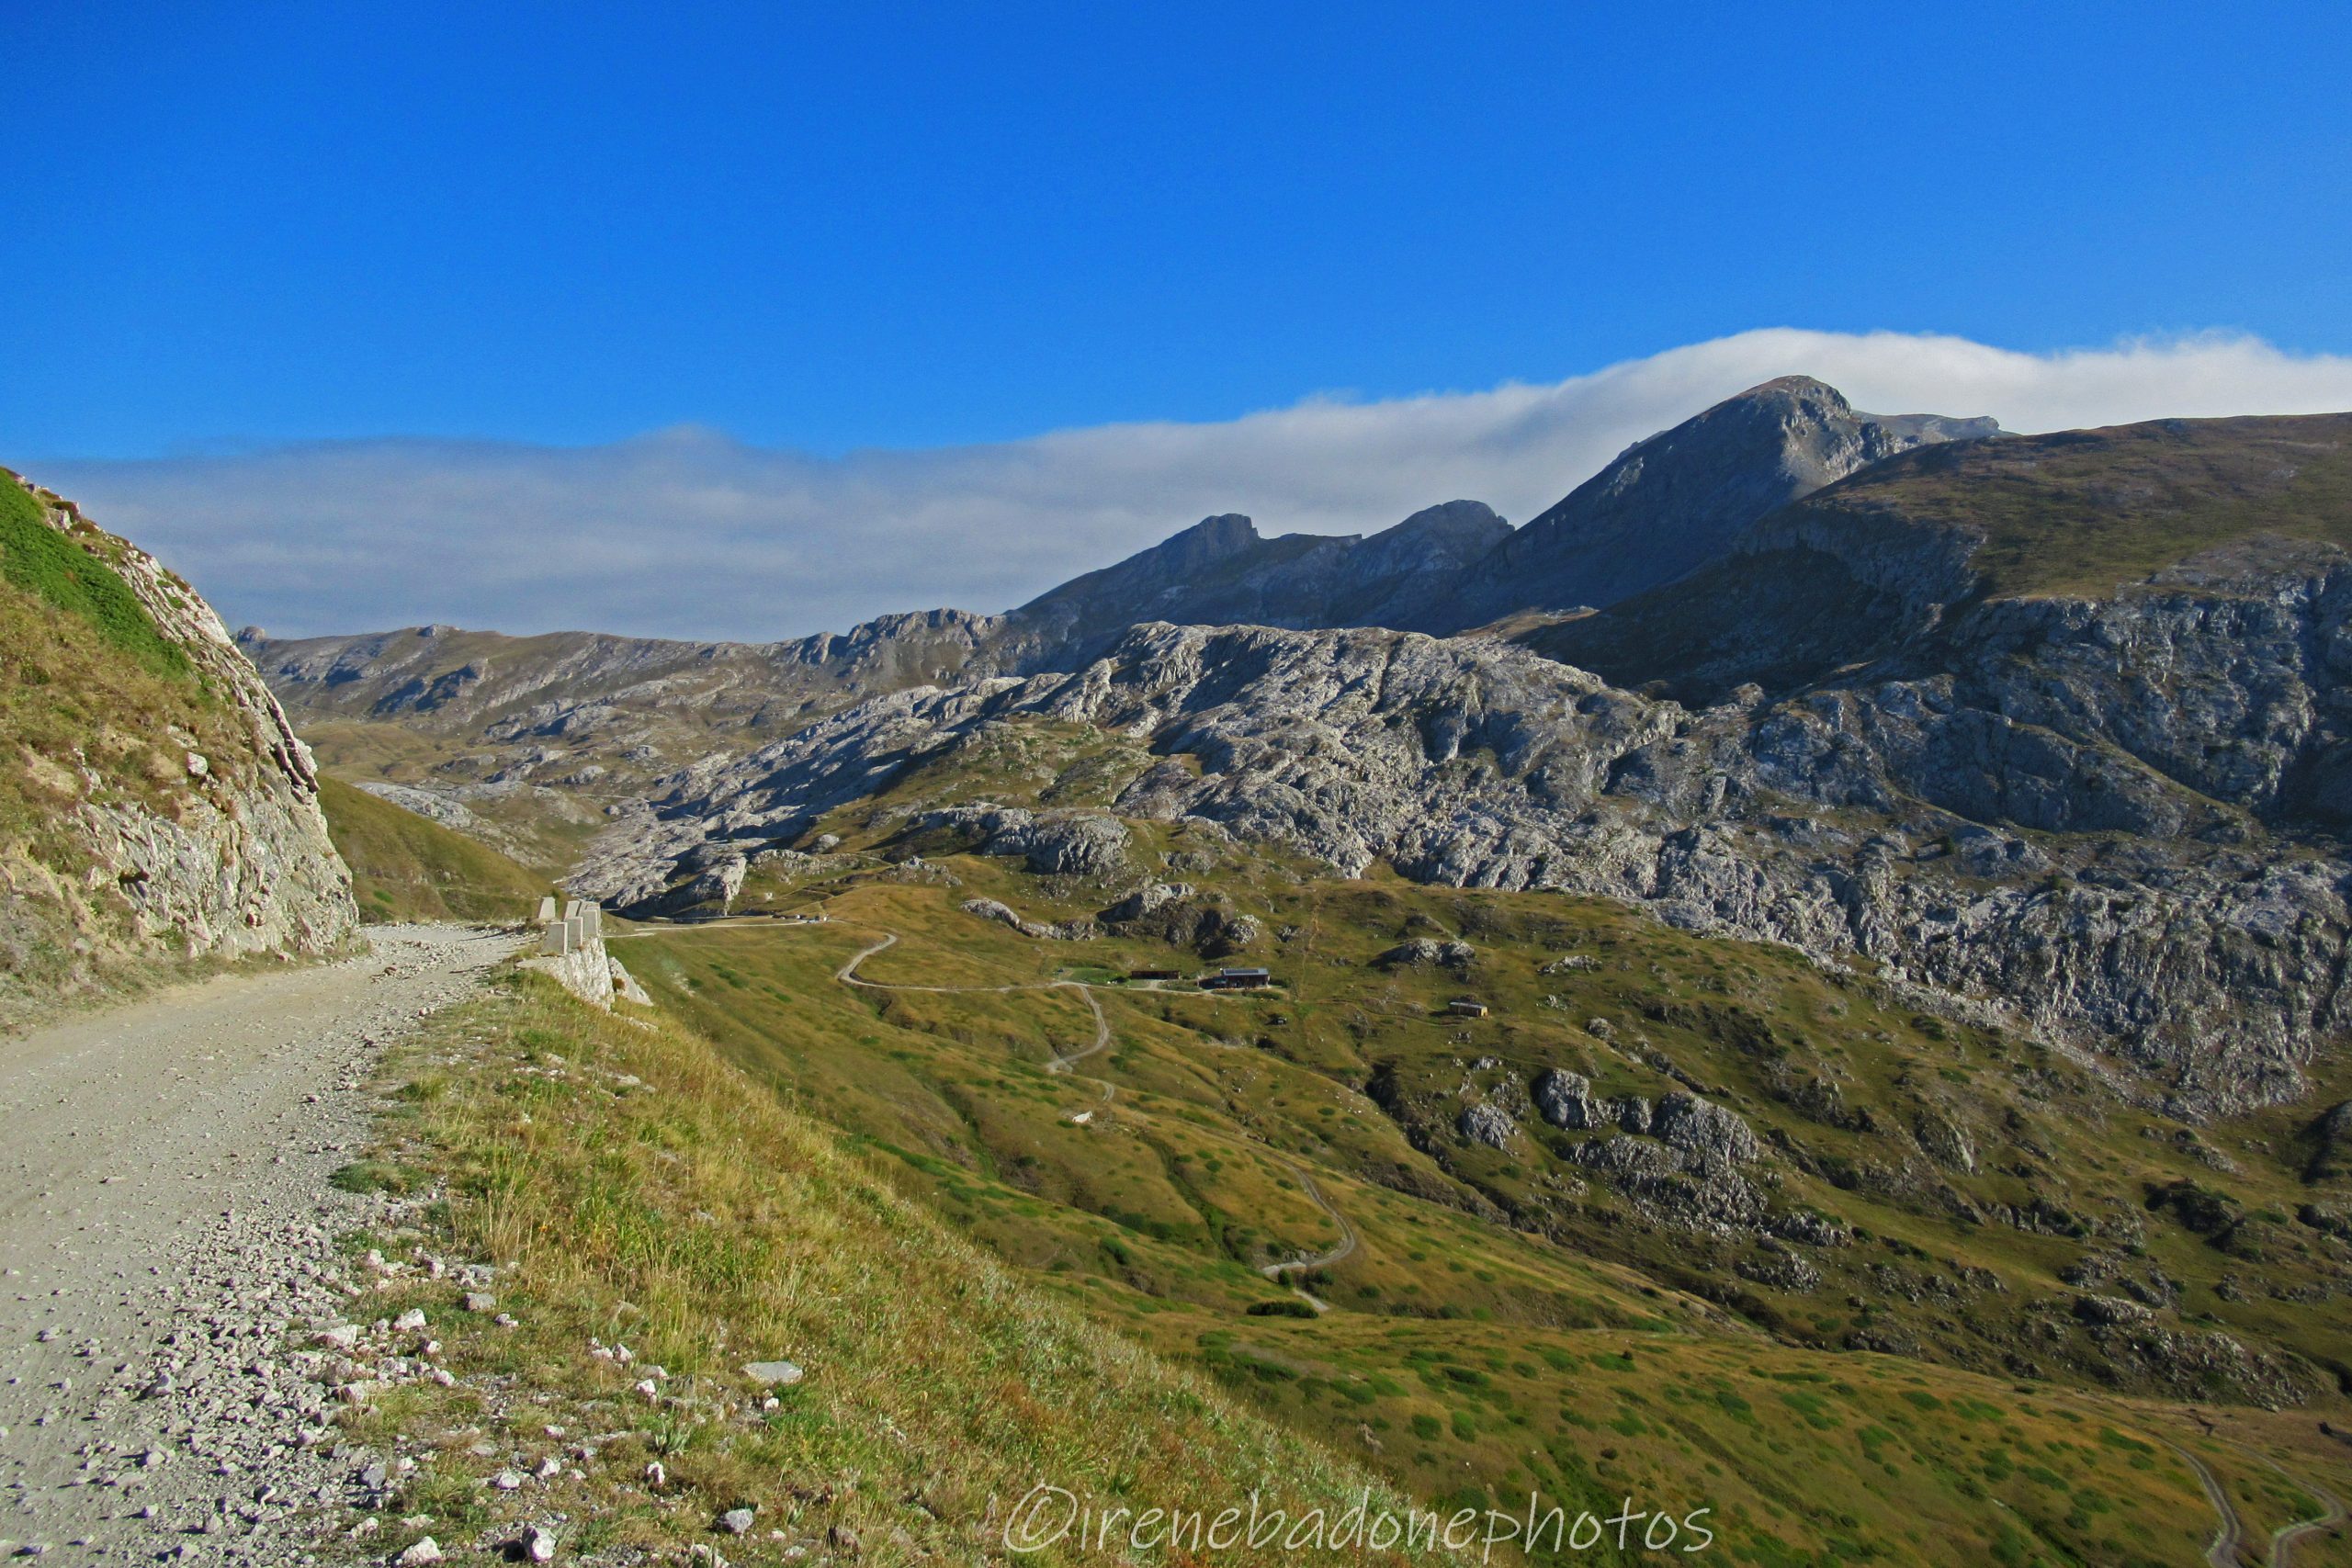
2256 1453 2346 1568
2166 1439 2248 1568
1256 1162 1359 1313
830 923 1357 1284
2163 1435 2346 1568
833 931 1114 1072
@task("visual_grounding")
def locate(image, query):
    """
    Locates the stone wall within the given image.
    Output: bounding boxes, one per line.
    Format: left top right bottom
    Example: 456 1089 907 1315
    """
519 897 649 1009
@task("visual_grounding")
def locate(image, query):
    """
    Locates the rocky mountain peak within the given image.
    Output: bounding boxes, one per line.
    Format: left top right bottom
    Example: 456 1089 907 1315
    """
1151 512 1262 570
1371 499 1510 551
1431 377 2000 629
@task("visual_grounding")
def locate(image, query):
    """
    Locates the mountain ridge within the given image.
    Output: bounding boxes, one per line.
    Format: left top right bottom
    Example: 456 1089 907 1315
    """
1430 374 2002 629
235 375 1999 808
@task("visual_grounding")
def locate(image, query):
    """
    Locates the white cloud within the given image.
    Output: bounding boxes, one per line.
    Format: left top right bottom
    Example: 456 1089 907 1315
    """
30 327 2352 642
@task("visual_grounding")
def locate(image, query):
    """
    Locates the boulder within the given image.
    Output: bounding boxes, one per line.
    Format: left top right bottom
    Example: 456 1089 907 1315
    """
1374 938 1476 971
1651 1092 1760 1165
1532 1069 1603 1130
1457 1103 1516 1149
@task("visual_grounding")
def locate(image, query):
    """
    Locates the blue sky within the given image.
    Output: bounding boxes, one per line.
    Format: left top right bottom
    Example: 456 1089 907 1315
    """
6 2 2350 461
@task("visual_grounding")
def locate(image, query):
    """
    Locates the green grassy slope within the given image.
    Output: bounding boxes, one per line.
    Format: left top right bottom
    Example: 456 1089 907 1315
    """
583 716 2352 1563
0 478 190 677
623 886 2346 1566
342 968 1436 1564
317 773 548 922
1805 412 2352 601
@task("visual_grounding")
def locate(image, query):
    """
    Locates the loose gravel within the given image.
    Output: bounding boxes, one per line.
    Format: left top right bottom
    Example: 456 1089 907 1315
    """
0 925 517 1564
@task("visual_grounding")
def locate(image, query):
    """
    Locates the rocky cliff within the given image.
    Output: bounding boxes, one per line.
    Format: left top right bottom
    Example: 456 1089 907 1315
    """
1 473 356 1021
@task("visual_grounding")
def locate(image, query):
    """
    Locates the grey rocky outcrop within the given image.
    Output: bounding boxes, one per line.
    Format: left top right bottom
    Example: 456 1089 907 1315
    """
1374 938 1476 971
1094 882 1259 955
1101 882 1194 921
1651 1092 1760 1165
1532 1069 1603 1130
573 608 2352 1117
913 806 1131 878
960 897 1069 942
1456 1103 1517 1149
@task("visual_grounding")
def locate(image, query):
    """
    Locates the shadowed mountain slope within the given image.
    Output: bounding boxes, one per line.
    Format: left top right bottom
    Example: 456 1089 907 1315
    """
994 500 1513 671
1433 375 2000 631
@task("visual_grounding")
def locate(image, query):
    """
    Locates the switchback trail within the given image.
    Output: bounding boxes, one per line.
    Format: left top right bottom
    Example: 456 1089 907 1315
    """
834 930 1114 1071
2258 1455 2346 1567
1259 1163 1358 1313
0 925 516 1563
2164 1436 2347 1568
2166 1439 2248 1568
829 924 1355 1283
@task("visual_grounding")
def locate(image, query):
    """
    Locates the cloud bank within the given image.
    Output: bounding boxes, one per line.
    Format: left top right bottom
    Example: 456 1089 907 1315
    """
32 328 2352 643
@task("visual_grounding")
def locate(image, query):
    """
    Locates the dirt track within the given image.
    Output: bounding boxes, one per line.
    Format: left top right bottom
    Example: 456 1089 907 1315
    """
0 925 514 1563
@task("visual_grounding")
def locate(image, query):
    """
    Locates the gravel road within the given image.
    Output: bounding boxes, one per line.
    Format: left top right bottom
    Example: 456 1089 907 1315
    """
0 925 515 1564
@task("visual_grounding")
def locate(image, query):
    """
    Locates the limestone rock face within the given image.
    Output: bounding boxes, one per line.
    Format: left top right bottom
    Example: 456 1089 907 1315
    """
1532 1069 1602 1130
5 477 356 988
575 604 2352 1119
913 806 1131 878
1100 882 1194 922
1651 1093 1761 1166
960 897 1064 942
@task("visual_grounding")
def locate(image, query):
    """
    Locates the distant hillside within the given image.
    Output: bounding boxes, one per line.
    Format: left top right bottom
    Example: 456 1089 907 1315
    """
0 471 355 1027
1526 410 2352 704
238 611 1002 868
317 774 546 923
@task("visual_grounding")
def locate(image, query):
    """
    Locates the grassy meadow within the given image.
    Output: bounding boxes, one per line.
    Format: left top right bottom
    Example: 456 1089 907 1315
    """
317 773 550 923
583 805 2352 1562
